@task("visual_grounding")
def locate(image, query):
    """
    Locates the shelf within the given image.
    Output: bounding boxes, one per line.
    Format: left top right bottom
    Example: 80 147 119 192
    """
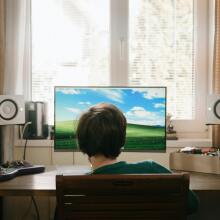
14 139 54 147
167 138 212 148
14 138 212 148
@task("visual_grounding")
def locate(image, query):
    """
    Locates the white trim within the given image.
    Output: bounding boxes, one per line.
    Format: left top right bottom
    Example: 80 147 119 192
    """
110 0 128 86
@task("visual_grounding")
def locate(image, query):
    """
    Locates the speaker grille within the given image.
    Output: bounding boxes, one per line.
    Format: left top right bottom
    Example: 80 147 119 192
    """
0 99 18 120
214 100 220 119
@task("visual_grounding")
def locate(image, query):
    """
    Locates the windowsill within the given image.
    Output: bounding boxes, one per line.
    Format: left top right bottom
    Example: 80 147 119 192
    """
166 138 212 147
14 138 212 148
14 139 54 147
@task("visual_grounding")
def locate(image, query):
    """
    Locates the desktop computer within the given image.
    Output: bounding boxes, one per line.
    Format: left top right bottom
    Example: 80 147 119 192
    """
54 86 167 152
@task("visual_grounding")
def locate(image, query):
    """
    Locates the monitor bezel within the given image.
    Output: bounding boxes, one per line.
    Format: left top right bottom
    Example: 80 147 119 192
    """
54 86 167 152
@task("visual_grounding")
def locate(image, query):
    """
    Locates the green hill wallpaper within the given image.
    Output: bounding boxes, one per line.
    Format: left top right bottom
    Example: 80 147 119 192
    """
55 87 166 151
55 120 165 150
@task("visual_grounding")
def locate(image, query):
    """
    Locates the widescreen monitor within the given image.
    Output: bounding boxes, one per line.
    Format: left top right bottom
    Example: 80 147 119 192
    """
55 87 166 151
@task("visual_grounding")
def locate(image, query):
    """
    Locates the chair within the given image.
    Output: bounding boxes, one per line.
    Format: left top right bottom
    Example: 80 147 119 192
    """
56 173 189 220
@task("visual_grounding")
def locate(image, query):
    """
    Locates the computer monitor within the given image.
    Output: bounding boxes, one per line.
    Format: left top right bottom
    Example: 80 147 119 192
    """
54 87 166 151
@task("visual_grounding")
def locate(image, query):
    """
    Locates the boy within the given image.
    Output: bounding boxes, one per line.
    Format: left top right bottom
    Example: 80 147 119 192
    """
76 103 199 214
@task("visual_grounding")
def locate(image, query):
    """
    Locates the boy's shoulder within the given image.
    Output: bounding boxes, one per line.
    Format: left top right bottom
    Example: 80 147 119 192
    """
126 160 171 173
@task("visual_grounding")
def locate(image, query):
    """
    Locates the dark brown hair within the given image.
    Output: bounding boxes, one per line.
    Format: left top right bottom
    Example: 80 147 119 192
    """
76 103 127 158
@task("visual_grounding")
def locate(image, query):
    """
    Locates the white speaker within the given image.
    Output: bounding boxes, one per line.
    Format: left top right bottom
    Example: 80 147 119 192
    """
0 95 25 125
206 94 220 125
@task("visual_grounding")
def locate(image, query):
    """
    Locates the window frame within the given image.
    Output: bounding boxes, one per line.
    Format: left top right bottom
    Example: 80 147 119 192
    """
29 0 212 138
110 0 211 138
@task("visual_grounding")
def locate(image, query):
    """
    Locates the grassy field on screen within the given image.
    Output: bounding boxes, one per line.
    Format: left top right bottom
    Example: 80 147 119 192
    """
55 120 165 151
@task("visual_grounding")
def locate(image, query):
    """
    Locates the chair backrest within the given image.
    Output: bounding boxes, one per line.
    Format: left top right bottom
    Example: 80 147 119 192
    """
56 173 189 220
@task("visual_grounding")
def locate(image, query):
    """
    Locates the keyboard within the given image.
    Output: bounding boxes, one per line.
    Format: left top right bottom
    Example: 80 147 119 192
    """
0 160 45 181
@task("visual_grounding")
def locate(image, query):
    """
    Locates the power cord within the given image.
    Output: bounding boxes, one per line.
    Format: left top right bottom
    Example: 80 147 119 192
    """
31 196 40 220
23 139 28 161
20 122 40 220
21 121 32 138
21 122 32 161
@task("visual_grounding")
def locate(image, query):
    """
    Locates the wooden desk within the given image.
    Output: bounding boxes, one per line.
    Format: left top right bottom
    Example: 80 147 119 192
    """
0 166 90 196
0 165 220 196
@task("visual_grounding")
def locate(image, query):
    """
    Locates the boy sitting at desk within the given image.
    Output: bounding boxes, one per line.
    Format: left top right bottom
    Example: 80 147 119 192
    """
76 103 199 214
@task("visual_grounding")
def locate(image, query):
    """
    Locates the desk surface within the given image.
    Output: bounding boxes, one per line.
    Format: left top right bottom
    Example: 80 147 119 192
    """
0 165 220 196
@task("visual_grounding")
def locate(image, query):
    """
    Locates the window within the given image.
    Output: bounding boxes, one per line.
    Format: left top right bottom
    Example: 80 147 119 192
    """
32 0 210 136
32 0 110 124
129 0 195 120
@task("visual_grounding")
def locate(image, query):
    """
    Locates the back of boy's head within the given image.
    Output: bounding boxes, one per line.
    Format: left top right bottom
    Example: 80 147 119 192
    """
76 103 127 159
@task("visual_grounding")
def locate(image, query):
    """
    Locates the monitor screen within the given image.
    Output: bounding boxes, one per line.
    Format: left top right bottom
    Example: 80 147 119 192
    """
54 87 166 151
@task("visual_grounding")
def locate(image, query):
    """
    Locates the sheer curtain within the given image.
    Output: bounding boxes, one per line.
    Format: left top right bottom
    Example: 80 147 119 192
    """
0 0 5 162
1 0 31 161
0 0 4 95
213 0 220 148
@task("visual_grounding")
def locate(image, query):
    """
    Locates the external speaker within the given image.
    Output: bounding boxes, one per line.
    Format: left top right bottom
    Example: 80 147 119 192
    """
0 95 25 125
206 94 220 125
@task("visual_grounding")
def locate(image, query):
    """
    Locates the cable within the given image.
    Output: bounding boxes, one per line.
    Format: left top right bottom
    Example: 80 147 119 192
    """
21 122 32 161
20 122 40 219
31 196 40 220
21 122 40 219
22 122 32 138
23 138 28 161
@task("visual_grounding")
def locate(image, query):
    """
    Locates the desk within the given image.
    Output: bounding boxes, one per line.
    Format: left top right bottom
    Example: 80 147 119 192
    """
0 165 220 196
0 166 90 196
0 166 220 220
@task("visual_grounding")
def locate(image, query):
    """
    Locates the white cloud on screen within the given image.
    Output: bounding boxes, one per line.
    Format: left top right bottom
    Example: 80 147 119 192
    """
125 106 165 126
127 118 165 126
95 89 124 103
126 106 156 118
57 88 80 95
131 88 165 99
78 101 91 105
154 103 165 108
65 107 82 114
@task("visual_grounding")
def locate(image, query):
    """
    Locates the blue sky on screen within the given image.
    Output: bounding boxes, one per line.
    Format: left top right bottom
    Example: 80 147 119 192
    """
55 87 166 126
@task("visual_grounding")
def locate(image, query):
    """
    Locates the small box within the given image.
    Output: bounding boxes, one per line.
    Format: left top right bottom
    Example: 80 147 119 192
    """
169 152 220 174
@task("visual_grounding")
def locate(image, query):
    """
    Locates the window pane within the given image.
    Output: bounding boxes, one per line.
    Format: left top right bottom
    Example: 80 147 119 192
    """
32 0 110 124
128 0 195 120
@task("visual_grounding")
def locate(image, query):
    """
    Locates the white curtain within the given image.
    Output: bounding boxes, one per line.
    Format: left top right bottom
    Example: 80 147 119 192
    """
2 0 31 161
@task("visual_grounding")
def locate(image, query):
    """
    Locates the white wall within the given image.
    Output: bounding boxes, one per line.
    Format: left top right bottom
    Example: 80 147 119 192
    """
13 145 186 168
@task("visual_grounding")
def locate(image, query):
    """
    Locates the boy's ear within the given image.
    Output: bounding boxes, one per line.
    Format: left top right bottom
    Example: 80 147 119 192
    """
88 157 92 163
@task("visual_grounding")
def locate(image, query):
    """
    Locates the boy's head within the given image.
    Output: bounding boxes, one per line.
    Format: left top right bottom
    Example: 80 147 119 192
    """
76 103 127 159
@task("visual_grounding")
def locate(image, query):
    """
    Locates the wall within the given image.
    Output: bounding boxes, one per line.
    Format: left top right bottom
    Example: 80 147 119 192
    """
13 146 176 168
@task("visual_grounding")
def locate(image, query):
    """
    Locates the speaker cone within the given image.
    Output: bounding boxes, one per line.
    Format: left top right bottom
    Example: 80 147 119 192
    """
214 100 220 119
0 99 18 120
